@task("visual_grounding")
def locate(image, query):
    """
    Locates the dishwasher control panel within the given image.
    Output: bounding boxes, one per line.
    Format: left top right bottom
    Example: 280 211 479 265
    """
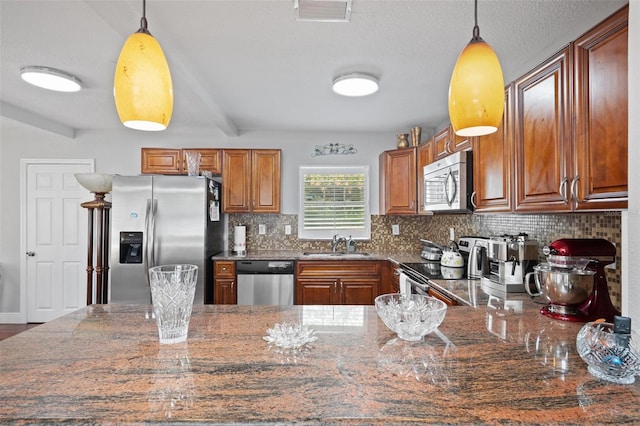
236 260 294 274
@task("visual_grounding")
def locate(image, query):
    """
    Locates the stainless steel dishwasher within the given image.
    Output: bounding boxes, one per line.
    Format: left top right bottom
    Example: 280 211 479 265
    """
236 260 295 305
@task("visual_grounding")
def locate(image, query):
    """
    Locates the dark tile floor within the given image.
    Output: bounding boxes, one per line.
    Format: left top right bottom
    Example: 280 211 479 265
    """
0 323 41 341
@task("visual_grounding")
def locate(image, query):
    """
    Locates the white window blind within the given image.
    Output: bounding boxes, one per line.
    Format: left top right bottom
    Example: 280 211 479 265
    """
299 166 370 240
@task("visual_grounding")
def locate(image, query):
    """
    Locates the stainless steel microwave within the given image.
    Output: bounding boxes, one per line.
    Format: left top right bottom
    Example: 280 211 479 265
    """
423 151 473 212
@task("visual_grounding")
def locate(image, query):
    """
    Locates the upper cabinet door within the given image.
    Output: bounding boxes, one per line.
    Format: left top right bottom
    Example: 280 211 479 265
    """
141 148 183 174
473 85 513 213
433 127 451 160
379 147 417 215
251 149 281 213
573 5 628 210
222 149 252 213
222 148 281 213
513 46 572 212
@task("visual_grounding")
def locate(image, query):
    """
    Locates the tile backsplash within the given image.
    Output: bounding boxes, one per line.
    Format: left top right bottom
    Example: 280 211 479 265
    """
229 211 623 310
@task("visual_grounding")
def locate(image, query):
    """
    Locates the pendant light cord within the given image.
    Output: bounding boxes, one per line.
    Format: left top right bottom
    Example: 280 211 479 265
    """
471 0 482 42
138 0 150 35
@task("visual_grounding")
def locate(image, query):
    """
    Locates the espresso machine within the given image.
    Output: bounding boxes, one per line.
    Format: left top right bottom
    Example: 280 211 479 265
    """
539 238 620 322
480 233 539 293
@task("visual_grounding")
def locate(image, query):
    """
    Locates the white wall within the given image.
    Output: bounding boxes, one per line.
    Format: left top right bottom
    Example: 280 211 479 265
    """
0 121 397 316
623 0 639 325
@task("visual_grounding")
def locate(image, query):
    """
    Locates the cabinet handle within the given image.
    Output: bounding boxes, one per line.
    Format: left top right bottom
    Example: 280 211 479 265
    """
570 175 582 204
559 177 569 204
445 139 453 154
334 281 338 294
470 191 477 209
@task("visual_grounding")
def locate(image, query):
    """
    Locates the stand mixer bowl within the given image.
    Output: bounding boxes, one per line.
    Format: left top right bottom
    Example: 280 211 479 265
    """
525 263 596 305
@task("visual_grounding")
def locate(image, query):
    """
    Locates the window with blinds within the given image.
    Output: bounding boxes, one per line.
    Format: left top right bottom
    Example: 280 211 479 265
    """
298 166 370 240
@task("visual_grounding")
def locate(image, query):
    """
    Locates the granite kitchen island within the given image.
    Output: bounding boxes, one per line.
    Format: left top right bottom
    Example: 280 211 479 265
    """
1 301 639 425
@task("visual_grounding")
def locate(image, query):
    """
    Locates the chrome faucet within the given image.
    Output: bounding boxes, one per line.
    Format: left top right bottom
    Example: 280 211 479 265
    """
332 234 347 252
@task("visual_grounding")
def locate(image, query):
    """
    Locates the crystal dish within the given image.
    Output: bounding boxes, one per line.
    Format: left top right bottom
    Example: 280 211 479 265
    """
375 293 447 341
576 321 640 384
263 322 317 349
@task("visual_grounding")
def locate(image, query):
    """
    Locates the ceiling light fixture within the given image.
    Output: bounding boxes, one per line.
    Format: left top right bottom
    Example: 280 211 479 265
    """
114 0 173 132
20 66 82 92
332 73 379 97
448 0 505 137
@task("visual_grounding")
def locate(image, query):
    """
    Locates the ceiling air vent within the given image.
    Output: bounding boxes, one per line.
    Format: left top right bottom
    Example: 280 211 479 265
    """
294 0 352 22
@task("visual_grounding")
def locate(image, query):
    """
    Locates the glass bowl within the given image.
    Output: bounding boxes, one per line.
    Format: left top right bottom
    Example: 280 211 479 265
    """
375 293 447 341
576 321 640 384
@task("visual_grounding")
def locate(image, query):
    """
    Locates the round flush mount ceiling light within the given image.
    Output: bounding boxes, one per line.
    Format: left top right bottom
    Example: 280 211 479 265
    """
332 73 379 97
20 66 82 92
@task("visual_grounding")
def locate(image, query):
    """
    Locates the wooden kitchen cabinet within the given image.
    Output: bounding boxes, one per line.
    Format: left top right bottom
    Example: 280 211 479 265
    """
433 127 451 160
513 5 628 214
222 149 281 213
213 260 237 304
141 148 183 174
380 260 399 295
472 85 514 213
513 46 572 212
141 148 221 175
183 148 222 175
379 147 417 215
572 5 628 210
295 260 381 305
433 125 473 161
417 139 434 215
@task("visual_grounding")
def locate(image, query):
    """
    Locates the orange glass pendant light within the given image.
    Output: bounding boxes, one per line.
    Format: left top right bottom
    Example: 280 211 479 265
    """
448 0 504 137
114 0 173 131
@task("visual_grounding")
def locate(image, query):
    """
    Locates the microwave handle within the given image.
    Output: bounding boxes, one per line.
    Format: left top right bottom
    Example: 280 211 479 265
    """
444 168 457 207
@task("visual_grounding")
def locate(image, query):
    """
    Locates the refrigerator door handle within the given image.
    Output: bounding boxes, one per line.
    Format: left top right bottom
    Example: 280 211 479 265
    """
149 199 157 269
143 198 154 287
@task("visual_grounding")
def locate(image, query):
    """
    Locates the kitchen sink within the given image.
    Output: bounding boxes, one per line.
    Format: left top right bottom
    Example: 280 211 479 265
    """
302 252 370 257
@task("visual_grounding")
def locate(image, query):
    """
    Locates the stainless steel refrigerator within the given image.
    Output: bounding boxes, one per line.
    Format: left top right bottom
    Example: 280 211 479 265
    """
110 175 225 304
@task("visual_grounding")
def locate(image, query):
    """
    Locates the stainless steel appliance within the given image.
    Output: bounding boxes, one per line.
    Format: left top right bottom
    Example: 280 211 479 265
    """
534 238 620 322
236 260 294 305
459 236 489 279
420 239 444 261
480 233 538 294
110 175 225 305
423 151 473 212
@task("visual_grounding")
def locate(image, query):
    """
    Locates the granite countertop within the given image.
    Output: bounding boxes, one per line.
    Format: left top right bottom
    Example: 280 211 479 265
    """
213 250 424 264
2 303 639 424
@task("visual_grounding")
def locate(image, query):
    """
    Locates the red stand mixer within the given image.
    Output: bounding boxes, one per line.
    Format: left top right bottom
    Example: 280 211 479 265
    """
538 238 620 322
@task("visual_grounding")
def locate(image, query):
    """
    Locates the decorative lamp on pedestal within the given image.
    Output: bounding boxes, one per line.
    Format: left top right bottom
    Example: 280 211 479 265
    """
75 173 113 304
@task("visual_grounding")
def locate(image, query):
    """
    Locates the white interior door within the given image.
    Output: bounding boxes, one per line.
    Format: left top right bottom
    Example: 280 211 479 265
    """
23 160 93 322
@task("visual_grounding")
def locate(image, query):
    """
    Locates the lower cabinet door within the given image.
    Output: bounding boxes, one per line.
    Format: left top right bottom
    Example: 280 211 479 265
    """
341 279 380 305
214 278 237 304
295 279 337 305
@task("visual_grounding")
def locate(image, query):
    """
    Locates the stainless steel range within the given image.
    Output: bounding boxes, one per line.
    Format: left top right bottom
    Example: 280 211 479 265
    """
399 236 487 296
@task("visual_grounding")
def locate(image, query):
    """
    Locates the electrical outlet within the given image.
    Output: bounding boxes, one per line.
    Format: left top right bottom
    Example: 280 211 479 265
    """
284 224 292 235
258 224 266 235
392 224 400 235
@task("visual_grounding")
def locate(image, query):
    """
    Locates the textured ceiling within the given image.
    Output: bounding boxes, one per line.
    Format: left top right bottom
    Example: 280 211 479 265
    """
0 0 628 138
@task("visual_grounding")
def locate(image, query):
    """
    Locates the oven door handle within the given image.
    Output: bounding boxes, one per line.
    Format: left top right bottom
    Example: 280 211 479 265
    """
399 270 429 296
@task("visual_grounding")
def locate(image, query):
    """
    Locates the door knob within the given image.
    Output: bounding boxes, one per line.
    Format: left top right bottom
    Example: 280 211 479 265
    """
26 251 36 257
